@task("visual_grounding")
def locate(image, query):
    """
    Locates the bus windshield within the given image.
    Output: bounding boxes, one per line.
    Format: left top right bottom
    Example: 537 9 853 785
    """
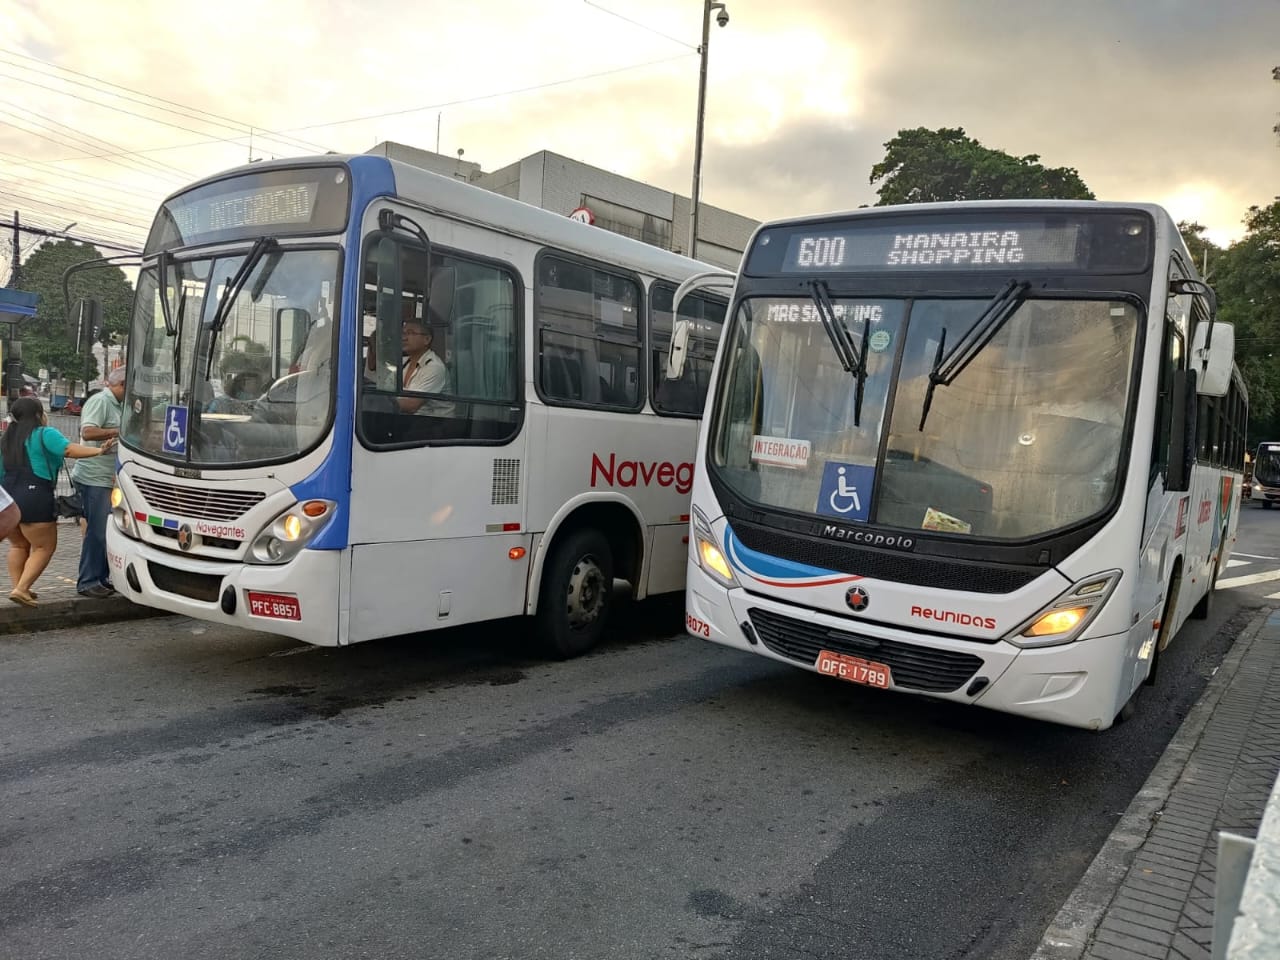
122 247 341 467
710 295 1140 540
1254 445 1280 486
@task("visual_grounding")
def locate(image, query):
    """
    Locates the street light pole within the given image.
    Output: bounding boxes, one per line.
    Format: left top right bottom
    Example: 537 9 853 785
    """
688 1 727 261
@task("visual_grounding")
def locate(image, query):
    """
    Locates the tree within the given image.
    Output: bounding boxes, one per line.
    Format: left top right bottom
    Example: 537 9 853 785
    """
869 127 1094 206
13 240 134 383
1212 201 1280 437
1177 221 1223 277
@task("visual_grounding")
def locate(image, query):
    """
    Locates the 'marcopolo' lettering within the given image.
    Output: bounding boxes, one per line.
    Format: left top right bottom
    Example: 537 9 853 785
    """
821 524 915 551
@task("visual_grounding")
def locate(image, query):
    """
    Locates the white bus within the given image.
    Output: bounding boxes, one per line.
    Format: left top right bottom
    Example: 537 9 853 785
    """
98 155 730 653
675 201 1246 730
1248 442 1280 507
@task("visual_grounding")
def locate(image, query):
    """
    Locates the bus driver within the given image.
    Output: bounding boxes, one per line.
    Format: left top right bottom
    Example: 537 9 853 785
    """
364 306 454 417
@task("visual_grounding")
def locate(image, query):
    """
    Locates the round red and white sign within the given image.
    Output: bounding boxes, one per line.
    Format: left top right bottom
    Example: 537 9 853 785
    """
568 206 595 225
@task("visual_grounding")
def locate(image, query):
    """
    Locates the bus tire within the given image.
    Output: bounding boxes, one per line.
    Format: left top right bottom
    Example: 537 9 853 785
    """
1264 500 1273 510
536 528 614 660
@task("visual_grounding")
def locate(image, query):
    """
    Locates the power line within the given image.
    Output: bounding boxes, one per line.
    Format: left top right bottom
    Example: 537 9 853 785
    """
0 67 244 169
582 1 699 50
0 101 189 181
0 187 150 237
0 219 142 255
0 116 187 190
0 173 158 227
281 52 694 133
0 150 167 203
0 47 332 156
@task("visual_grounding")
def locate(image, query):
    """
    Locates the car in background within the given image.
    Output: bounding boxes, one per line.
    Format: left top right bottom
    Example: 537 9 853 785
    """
64 388 101 416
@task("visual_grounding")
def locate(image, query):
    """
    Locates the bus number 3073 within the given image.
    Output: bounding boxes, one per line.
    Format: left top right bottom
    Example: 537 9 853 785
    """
686 614 711 638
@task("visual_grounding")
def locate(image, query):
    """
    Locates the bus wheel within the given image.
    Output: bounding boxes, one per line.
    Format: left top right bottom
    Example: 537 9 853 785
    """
1264 500 1273 510
536 529 614 659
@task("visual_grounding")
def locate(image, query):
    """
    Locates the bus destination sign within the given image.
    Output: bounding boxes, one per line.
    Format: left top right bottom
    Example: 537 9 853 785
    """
146 165 351 254
746 211 1153 276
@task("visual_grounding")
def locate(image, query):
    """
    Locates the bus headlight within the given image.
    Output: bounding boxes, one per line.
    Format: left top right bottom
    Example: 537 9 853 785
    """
249 500 336 564
110 486 139 539
692 507 739 588
1007 570 1122 648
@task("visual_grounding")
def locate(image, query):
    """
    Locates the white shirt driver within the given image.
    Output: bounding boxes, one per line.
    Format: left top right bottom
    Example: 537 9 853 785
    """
403 351 454 417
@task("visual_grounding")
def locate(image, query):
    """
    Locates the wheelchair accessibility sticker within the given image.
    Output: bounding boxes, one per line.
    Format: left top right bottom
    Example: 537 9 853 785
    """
162 404 188 455
817 461 875 521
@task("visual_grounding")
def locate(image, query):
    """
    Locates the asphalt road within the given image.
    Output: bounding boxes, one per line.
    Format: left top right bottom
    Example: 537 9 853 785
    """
2 505 1278 960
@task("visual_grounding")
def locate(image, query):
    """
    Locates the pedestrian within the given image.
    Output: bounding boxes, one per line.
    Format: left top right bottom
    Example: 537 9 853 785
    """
0 397 115 607
73 367 127 598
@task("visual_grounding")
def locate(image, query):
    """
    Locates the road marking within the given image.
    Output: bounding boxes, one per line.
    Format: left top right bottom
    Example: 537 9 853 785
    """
1217 569 1280 590
1232 553 1280 561
1226 559 1250 569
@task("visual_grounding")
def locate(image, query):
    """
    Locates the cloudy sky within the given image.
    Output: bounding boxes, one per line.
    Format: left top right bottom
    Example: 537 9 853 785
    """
0 0 1275 269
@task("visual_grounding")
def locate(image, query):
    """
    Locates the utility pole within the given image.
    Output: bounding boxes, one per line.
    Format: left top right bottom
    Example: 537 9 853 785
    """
8 210 18 287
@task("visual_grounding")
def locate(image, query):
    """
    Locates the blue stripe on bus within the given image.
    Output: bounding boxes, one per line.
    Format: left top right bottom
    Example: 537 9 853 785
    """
295 155 397 551
724 526 841 581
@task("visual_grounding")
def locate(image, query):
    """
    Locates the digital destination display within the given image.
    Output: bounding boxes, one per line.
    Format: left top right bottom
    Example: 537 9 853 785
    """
746 211 1153 276
146 165 351 254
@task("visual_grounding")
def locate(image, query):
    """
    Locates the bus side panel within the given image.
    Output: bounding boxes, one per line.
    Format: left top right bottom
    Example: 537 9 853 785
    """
524 402 697 582
645 524 689 596
347 535 533 643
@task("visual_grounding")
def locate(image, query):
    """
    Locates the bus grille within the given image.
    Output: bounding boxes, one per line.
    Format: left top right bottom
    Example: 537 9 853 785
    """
491 459 520 505
133 477 266 521
148 562 222 603
732 521 1039 595
747 608 983 693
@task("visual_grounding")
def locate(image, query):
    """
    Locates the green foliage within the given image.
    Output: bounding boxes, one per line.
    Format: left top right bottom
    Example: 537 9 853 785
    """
870 127 1095 206
1212 202 1280 437
11 240 133 382
1177 221 1223 277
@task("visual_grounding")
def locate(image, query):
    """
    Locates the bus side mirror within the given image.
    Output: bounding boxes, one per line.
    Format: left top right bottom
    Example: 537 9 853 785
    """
71 298 104 354
1167 367 1198 493
667 318 691 381
1191 320 1233 398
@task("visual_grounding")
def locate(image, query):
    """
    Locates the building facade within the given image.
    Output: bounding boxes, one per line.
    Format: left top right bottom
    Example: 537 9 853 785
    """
365 142 757 271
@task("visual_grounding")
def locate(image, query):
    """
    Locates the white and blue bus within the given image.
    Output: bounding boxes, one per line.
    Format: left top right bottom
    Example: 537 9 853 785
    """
675 201 1246 730
99 155 730 653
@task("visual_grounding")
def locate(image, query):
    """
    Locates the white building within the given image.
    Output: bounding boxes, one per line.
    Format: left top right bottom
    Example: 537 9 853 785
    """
365 142 758 271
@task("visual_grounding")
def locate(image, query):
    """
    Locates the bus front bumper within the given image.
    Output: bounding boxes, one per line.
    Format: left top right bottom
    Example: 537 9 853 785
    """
106 526 341 645
686 564 1127 731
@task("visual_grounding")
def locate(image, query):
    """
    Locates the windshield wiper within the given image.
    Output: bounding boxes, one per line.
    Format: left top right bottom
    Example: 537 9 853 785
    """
918 279 1030 431
809 279 871 427
157 250 177 337
203 237 278 381
172 284 188 393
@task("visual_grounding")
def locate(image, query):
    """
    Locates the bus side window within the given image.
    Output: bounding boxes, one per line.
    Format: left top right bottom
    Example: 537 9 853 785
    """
1151 321 1184 485
358 236 521 447
536 254 643 410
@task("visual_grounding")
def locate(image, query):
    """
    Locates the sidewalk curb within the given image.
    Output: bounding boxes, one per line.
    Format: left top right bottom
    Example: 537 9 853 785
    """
1030 607 1272 960
0 596 167 636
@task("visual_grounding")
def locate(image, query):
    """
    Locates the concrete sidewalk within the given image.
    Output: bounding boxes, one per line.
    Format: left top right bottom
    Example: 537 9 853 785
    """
0 517 161 634
1033 608 1280 960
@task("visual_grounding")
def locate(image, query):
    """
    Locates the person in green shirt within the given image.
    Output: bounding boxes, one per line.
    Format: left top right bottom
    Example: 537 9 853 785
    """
72 368 127 598
0 397 114 607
